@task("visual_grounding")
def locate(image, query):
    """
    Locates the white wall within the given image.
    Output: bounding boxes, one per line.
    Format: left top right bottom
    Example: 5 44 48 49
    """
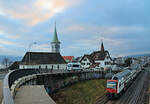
95 60 104 68
19 64 67 70
95 54 112 69
80 57 91 69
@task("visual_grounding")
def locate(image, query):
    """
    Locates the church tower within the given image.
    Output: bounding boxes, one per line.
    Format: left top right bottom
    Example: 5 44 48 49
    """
101 40 105 52
51 23 61 53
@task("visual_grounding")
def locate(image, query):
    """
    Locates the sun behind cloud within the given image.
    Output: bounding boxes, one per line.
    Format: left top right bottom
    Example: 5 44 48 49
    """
0 0 80 26
35 0 68 13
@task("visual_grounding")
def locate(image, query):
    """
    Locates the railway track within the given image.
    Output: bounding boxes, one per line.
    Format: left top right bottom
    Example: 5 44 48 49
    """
136 70 149 104
96 68 150 104
116 69 149 104
95 94 109 104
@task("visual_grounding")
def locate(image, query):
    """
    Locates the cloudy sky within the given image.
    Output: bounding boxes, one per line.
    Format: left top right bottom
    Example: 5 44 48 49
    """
0 0 150 57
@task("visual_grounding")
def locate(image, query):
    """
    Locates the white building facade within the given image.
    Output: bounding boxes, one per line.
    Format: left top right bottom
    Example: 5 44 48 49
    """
80 55 92 69
19 64 66 70
80 41 112 70
95 53 112 69
19 52 67 70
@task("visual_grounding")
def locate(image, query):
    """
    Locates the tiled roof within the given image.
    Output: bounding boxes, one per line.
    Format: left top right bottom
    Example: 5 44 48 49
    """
80 50 112 64
20 52 66 65
63 56 74 61
91 50 110 60
80 54 94 63
89 63 99 68
75 56 82 61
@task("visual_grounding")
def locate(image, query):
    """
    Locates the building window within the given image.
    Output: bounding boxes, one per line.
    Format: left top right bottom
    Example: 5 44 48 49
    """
52 45 55 49
87 63 90 65
105 62 111 65
83 59 87 61
81 63 85 65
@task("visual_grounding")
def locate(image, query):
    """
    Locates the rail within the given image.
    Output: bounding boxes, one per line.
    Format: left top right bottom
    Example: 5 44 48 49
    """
10 74 37 98
2 69 37 104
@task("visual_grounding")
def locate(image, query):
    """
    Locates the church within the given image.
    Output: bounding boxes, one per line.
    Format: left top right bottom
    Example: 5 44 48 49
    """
19 23 67 70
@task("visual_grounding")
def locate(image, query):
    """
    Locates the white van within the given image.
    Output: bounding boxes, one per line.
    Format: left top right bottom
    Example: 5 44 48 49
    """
67 62 82 71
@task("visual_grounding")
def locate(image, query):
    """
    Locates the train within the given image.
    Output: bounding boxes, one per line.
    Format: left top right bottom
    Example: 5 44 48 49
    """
106 65 142 98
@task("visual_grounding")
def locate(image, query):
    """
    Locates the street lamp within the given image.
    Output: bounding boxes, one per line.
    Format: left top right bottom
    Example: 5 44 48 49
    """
28 42 37 65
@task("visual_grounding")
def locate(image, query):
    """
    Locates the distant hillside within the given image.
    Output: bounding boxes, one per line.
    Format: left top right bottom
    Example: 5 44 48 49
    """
127 53 150 58
0 55 22 64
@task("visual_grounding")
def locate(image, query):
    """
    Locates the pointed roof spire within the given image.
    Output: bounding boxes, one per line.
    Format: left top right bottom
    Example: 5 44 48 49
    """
101 39 105 52
52 22 60 43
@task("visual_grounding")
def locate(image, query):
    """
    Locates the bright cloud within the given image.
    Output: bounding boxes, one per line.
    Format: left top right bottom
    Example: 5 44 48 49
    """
0 28 19 39
0 11 5 16
0 8 5 16
0 39 15 45
0 0 80 26
0 0 149 57
0 30 5 35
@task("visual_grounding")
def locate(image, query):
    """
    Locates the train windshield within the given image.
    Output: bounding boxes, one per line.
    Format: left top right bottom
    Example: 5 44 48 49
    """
107 81 117 89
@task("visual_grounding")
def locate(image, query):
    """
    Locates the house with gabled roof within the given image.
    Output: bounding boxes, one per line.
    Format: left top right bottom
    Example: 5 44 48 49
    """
80 41 112 70
80 54 94 69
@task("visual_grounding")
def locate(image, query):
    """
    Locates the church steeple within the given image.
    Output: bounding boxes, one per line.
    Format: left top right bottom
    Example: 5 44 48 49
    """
52 22 60 43
51 22 61 53
101 40 105 52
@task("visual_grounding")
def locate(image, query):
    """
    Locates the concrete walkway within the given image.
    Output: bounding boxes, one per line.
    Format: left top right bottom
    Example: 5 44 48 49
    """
0 81 3 103
14 85 56 104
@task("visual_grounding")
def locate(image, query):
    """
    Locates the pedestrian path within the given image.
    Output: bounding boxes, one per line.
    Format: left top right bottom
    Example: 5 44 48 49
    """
0 80 3 103
14 85 56 104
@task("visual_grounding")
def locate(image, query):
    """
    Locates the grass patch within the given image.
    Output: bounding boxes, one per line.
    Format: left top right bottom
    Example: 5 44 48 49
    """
51 79 106 104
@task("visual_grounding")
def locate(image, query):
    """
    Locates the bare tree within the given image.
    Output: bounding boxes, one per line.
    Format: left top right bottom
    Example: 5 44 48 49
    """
2 57 13 70
125 58 132 67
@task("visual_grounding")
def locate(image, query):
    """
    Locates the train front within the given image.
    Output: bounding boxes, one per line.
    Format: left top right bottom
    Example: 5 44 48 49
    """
106 80 118 98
